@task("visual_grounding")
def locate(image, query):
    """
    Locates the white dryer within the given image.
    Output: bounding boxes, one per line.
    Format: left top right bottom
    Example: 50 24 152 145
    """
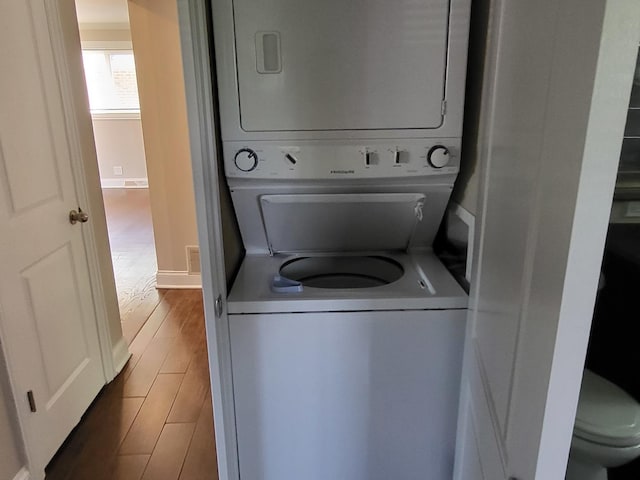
212 0 470 143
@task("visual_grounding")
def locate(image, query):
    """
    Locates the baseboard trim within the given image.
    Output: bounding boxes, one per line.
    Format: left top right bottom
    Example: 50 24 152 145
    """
13 467 30 480
111 337 131 378
100 178 149 189
156 271 202 289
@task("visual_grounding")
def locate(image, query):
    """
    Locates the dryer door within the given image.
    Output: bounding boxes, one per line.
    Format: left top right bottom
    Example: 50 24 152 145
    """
233 0 450 132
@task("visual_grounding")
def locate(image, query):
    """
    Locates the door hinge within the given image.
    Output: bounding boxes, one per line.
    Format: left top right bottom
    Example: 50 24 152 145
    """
27 390 37 413
441 100 447 116
214 294 223 318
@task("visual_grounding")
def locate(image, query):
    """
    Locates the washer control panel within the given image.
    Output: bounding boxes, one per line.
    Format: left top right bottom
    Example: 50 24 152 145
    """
224 140 461 179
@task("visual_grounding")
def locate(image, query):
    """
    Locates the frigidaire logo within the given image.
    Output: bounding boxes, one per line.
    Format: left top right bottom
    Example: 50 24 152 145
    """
330 169 355 174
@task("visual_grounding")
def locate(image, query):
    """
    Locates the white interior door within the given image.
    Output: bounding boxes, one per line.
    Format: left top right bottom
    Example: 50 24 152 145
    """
0 0 105 474
454 1 640 479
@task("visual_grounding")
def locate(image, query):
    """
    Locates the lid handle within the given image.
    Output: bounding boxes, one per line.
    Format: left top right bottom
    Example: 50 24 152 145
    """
414 199 424 221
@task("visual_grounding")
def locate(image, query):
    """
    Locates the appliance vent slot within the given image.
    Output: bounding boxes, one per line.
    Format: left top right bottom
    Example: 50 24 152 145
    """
256 31 281 74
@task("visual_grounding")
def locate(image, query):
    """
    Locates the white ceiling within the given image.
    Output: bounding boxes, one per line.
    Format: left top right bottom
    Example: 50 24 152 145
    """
74 0 129 25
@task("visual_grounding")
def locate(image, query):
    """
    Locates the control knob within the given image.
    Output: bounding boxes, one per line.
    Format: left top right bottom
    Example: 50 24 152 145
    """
234 148 258 172
427 145 451 168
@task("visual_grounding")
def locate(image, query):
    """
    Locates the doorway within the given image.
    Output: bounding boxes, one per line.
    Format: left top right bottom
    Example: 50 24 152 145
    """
576 47 640 480
74 2 161 343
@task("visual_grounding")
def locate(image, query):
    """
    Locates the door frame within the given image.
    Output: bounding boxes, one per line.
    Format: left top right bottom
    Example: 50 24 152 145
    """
452 1 640 478
0 1 127 476
45 0 127 383
177 1 240 479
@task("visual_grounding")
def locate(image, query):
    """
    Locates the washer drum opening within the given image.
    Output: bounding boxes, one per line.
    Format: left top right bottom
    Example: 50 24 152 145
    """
279 256 404 289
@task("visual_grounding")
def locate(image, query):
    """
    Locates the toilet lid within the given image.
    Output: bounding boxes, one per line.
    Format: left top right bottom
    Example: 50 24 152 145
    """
574 370 640 447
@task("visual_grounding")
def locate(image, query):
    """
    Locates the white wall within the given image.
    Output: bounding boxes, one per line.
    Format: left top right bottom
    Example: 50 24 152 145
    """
78 27 148 187
92 116 148 185
128 0 200 279
78 26 131 43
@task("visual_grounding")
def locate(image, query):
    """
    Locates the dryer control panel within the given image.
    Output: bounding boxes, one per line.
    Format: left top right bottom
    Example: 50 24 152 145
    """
224 140 461 179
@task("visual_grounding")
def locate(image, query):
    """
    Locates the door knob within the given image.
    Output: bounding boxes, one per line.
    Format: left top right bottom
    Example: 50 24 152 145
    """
69 208 89 224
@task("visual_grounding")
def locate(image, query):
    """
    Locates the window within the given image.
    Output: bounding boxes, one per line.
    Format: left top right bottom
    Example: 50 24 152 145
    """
82 50 140 113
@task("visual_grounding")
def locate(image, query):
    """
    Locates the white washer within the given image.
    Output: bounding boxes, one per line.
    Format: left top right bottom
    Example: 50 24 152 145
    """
228 250 467 480
225 163 468 480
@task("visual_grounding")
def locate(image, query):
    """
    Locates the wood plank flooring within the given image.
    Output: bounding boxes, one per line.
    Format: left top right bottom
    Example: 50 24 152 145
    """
45 289 218 480
102 188 164 343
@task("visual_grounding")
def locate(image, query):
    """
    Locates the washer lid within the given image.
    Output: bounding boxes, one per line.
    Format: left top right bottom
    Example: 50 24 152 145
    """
574 370 640 447
260 193 426 253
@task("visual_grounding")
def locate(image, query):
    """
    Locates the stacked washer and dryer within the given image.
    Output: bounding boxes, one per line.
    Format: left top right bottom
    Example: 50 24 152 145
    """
210 0 471 478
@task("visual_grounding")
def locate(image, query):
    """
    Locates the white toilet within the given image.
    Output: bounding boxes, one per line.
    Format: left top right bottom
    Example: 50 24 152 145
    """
566 369 640 480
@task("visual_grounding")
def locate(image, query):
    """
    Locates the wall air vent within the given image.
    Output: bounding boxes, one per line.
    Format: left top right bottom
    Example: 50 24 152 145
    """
186 246 201 274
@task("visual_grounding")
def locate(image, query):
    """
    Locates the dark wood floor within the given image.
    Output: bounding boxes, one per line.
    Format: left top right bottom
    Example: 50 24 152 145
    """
102 188 165 344
45 188 217 480
45 289 217 480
